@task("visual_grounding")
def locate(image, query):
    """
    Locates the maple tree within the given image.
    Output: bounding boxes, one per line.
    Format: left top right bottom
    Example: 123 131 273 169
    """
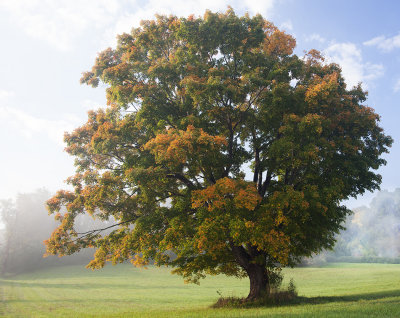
45 10 392 300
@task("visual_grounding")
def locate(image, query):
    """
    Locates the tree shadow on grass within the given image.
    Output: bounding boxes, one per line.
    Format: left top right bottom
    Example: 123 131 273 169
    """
298 289 400 305
213 289 400 309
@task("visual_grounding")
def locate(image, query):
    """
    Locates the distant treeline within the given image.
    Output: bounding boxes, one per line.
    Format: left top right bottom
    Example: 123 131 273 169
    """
325 256 400 264
0 189 113 276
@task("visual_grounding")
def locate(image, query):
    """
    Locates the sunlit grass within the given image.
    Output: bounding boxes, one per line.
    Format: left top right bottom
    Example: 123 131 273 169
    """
2 263 400 317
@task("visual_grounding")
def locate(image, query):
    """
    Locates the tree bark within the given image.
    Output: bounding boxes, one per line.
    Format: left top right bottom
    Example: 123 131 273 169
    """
230 242 271 300
229 243 270 301
246 263 270 300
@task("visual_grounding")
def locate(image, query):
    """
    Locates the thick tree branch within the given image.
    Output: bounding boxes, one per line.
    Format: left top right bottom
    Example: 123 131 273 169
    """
166 173 196 189
229 241 252 271
253 148 260 184
222 117 235 178
260 169 272 197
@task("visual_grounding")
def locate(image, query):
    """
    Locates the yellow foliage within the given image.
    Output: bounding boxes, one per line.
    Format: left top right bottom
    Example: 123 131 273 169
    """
305 73 339 105
191 178 261 212
144 125 226 166
131 254 149 268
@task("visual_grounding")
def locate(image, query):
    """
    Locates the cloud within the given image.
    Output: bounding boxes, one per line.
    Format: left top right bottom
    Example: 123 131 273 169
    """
0 0 275 50
241 0 275 15
102 0 276 48
0 89 15 100
81 99 104 111
0 106 79 145
323 42 384 89
306 33 326 43
103 0 234 47
0 0 122 50
280 20 293 32
363 33 400 52
394 79 400 93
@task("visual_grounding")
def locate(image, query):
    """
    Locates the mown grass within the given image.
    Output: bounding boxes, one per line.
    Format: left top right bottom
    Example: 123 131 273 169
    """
2 263 400 317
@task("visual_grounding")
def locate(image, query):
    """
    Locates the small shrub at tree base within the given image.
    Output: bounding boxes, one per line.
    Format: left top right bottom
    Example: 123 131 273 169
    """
288 278 297 295
212 279 298 308
269 268 284 292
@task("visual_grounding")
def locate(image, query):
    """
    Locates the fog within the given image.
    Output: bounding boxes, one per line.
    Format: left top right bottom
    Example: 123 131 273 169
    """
2 188 400 276
0 189 112 276
308 189 400 264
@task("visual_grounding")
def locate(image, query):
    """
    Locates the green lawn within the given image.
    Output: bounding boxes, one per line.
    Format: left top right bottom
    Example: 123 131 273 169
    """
2 263 400 317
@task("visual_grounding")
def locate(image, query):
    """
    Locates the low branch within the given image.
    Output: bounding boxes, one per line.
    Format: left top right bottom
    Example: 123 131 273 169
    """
52 218 138 250
76 218 135 236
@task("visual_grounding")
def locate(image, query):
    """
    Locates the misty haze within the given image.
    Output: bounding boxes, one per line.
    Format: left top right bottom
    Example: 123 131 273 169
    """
2 188 400 277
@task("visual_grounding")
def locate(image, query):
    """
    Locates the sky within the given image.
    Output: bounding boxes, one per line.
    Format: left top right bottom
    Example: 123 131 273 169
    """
1 0 399 209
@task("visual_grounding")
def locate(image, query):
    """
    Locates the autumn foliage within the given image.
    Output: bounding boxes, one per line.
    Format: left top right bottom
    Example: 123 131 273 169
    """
45 10 392 300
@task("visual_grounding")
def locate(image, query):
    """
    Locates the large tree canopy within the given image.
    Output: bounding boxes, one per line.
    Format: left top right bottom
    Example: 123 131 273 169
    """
45 10 392 300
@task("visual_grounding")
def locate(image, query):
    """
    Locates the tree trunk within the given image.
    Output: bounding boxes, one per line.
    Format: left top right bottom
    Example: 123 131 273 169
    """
246 264 270 300
230 243 270 301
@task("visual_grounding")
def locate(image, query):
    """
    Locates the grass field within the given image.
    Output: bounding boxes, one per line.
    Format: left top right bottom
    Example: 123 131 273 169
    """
2 263 400 317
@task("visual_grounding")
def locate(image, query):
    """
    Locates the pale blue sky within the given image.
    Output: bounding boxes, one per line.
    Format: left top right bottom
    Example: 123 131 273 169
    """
1 0 399 208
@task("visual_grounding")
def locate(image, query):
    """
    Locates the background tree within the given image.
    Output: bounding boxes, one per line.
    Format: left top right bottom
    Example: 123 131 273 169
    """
317 189 400 262
0 191 57 276
0 199 16 276
0 189 104 276
45 10 392 300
